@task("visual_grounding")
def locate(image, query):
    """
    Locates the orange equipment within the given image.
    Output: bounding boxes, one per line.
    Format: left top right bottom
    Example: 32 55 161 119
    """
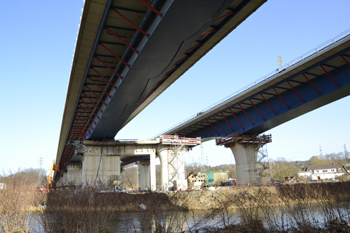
48 160 59 190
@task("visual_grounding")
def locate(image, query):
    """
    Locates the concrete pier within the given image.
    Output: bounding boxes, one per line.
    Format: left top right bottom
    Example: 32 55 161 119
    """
157 135 200 190
216 134 271 185
57 136 200 191
138 160 150 191
83 140 158 190
229 143 259 185
66 163 83 186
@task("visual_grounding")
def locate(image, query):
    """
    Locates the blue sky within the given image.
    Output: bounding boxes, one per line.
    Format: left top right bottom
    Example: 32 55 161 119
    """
1 0 350 172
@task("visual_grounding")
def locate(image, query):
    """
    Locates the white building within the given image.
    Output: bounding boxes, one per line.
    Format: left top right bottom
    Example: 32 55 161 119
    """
298 164 344 181
0 183 6 190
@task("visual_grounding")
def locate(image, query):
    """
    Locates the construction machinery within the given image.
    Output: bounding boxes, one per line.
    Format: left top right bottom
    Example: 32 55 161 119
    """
29 160 59 193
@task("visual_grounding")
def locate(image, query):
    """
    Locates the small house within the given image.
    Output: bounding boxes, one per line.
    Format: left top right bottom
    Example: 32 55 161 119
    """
187 171 228 186
298 163 344 181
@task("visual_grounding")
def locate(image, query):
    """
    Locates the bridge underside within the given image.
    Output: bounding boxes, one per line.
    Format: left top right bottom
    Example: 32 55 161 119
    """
167 41 350 139
55 0 266 180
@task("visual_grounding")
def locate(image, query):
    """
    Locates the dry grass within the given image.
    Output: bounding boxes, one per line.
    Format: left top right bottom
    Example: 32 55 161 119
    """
0 171 45 233
2 175 350 232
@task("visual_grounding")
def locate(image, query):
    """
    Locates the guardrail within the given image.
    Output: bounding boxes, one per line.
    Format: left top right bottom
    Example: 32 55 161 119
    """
155 28 350 137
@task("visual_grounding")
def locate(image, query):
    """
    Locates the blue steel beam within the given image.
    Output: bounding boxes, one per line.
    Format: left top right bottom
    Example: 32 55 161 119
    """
184 53 350 138
159 32 350 139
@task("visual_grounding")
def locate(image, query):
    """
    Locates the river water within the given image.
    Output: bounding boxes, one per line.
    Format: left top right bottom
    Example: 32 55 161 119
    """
29 210 240 232
29 202 350 232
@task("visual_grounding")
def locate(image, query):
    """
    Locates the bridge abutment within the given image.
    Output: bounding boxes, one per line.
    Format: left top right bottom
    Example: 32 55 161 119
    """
216 134 271 185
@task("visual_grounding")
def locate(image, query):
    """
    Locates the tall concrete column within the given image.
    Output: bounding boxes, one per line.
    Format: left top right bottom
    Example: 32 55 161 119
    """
158 146 169 190
229 143 258 185
157 145 188 191
138 160 150 191
150 150 156 191
216 134 272 186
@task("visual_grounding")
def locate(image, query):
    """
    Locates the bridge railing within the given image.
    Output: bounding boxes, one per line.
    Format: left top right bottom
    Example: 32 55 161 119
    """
155 28 350 137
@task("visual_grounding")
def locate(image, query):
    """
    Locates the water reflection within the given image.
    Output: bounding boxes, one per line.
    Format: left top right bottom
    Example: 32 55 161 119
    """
29 202 350 232
107 210 241 232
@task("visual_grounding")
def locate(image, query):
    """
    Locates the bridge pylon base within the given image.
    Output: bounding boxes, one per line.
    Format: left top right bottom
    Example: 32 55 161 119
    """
216 134 272 185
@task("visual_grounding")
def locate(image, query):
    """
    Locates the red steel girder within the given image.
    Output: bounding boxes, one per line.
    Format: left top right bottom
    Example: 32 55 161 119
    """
221 113 234 132
82 92 104 113
85 85 107 105
95 56 123 79
87 77 111 97
189 128 199 137
249 99 264 120
239 104 254 125
99 43 130 67
91 67 117 88
185 42 202 54
78 104 96 124
214 116 227 135
320 65 339 86
260 94 277 114
206 120 220 136
194 125 206 137
139 0 162 16
273 88 290 108
214 11 234 23
77 109 94 130
105 27 138 53
341 55 350 68
174 55 189 66
200 122 213 136
229 109 244 130
75 115 91 134
111 8 149 36
72 121 85 137
287 81 304 102
197 28 217 41
302 74 320 95
81 98 100 119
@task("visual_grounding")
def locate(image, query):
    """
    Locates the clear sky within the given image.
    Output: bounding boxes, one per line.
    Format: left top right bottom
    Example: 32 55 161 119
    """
1 0 350 173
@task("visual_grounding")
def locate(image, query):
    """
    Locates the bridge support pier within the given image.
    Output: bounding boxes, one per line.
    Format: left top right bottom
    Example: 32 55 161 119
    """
138 160 150 191
66 163 83 186
83 144 121 187
77 137 199 191
158 143 192 191
216 134 271 185
83 155 121 186
230 143 259 185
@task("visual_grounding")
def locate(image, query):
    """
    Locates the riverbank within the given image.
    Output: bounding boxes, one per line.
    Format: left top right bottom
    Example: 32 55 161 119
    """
3 182 350 232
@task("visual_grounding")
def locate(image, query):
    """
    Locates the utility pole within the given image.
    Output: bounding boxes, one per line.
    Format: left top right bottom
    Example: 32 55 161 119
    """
344 144 349 159
38 156 43 187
